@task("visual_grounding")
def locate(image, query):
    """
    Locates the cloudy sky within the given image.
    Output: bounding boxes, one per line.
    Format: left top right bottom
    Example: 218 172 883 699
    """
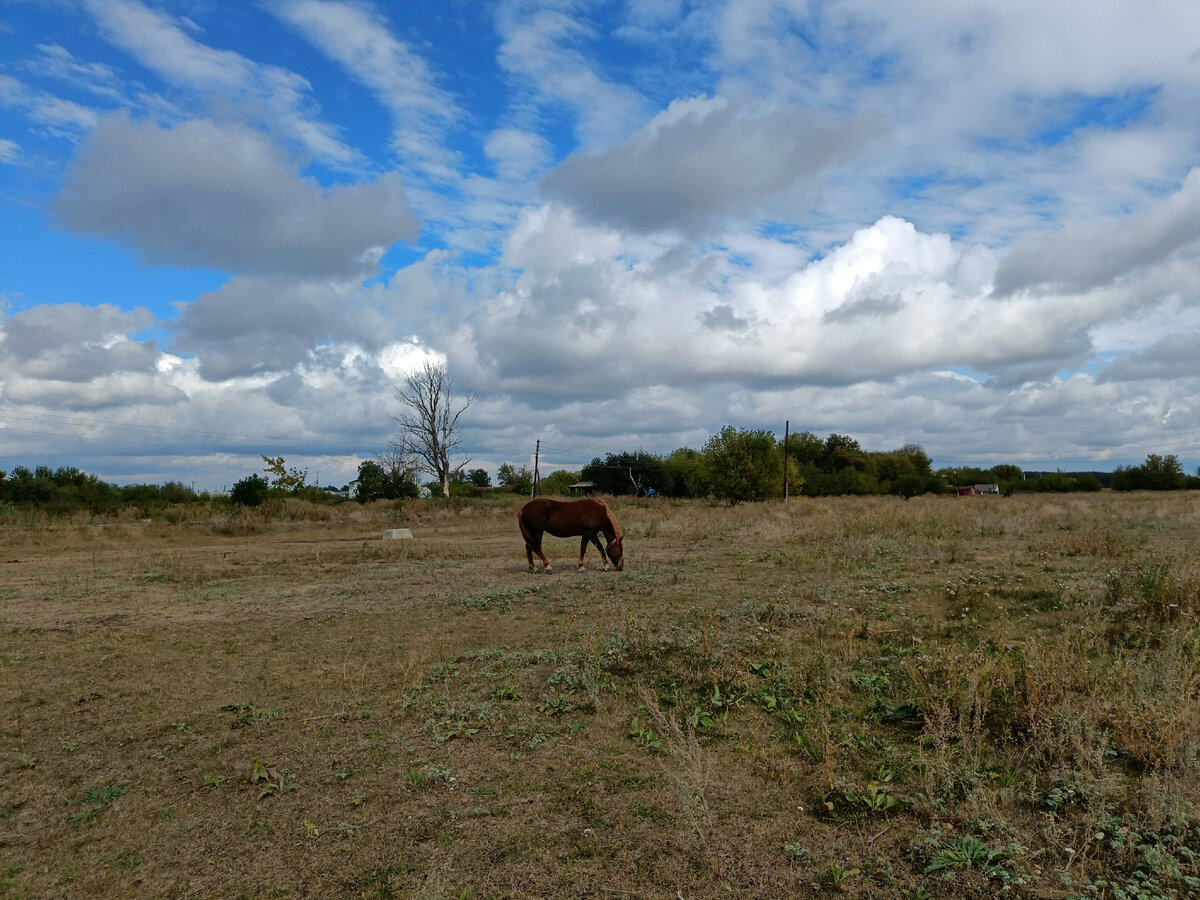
3 0 1200 490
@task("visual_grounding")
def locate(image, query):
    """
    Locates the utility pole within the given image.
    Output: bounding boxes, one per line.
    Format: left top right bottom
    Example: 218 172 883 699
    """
783 419 790 503
532 439 540 498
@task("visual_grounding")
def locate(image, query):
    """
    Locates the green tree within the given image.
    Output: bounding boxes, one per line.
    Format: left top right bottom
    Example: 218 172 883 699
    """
785 431 825 467
1030 471 1080 493
891 473 926 499
1144 453 1187 490
1113 454 1190 491
354 459 418 502
49 466 118 513
6 466 59 506
896 444 933 476
1110 465 1136 491
663 447 707 497
354 461 388 502
540 470 580 496
160 481 197 503
0 466 204 513
261 455 308 492
230 474 270 507
497 463 534 494
990 464 1024 486
870 444 933 497
938 465 989 487
581 451 667 496
701 426 782 504
465 468 491 488
823 433 866 472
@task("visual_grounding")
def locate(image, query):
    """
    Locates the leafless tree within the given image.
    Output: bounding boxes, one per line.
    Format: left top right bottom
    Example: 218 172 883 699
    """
390 361 476 497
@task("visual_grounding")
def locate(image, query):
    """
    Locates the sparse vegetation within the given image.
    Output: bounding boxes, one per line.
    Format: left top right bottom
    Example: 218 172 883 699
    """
2 492 1200 897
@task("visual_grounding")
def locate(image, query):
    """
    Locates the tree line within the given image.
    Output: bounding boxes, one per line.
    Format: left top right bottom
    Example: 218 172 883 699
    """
0 465 201 515
353 429 1200 506
525 437 1200 504
3 437 1197 514
377 363 1200 502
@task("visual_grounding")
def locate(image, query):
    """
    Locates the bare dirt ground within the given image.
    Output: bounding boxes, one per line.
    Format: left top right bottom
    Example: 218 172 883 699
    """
2 492 1200 898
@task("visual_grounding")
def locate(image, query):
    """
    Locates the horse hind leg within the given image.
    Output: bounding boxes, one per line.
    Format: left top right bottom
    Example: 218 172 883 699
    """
532 539 552 572
520 518 552 573
527 542 551 572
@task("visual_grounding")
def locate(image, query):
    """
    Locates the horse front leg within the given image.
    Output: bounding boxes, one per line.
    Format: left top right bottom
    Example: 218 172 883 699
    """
588 534 610 570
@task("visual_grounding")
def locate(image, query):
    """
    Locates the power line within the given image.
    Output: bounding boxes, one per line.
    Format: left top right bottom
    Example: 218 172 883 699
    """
0 406 376 452
0 422 187 448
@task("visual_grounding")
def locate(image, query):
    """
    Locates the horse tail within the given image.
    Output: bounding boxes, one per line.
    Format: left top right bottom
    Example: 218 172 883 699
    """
517 505 536 548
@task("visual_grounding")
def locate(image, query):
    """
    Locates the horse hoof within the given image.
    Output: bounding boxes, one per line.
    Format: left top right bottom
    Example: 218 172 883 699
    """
544 565 553 573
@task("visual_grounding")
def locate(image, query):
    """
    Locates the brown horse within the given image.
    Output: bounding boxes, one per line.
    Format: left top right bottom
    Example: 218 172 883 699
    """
518 498 624 573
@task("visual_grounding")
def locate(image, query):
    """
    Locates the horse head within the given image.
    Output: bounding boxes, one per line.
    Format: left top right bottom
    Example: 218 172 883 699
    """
607 535 624 571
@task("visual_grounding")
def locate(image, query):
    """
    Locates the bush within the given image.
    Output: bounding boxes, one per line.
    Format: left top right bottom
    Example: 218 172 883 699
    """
539 469 581 496
230 474 270 507
354 460 419 501
701 426 781 504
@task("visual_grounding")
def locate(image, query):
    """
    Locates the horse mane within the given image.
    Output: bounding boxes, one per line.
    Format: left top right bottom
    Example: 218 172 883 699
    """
604 501 622 539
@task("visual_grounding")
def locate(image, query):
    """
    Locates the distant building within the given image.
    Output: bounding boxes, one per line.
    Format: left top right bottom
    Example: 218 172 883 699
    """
952 484 1000 496
568 481 596 496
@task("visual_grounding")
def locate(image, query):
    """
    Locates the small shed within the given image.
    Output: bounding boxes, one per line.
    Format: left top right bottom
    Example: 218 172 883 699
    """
952 485 979 496
974 484 1000 494
568 481 596 496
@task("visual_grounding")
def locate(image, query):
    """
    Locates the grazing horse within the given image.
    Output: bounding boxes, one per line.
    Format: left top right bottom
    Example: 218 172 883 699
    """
518 498 624 573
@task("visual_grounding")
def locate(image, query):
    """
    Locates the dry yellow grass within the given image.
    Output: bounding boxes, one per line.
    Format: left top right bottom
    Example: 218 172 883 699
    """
2 492 1200 897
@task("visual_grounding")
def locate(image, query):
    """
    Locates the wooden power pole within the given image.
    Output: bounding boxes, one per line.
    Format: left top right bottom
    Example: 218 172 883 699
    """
532 439 540 498
783 420 790 503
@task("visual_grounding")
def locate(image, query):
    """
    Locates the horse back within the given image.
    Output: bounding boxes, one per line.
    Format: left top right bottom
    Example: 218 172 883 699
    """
520 497 610 537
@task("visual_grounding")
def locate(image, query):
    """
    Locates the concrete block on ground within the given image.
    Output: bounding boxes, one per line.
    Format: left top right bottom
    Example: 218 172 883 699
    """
383 528 414 540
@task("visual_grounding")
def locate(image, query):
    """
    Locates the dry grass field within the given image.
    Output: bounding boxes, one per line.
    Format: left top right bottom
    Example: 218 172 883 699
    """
3 491 1200 898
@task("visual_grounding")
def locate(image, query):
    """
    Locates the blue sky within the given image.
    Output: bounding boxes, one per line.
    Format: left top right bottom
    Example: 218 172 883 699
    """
2 0 1200 489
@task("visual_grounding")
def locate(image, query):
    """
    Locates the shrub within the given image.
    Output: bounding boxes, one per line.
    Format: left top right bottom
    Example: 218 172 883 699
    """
701 426 781 504
230 474 270 507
